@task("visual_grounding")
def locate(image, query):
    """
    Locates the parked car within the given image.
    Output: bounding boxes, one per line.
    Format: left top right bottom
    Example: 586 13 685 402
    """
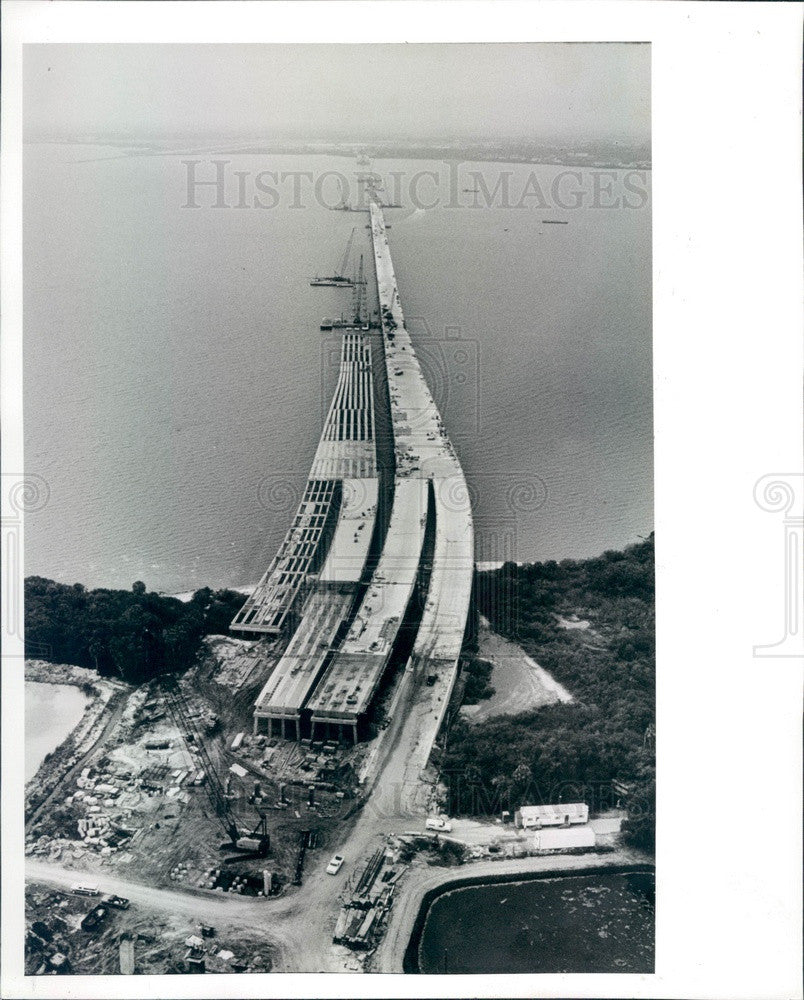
70 883 99 897
326 855 344 875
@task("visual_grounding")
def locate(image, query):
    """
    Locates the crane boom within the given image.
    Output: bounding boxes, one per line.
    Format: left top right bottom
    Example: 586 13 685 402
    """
352 253 366 326
160 674 240 844
338 227 356 278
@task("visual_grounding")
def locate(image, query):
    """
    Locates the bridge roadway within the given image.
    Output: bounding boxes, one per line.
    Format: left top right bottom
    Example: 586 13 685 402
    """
304 201 473 757
370 200 474 780
233 329 376 637
241 202 472 756
249 329 379 736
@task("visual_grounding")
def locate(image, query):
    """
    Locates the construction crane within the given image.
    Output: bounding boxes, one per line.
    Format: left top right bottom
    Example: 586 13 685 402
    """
352 253 367 326
309 227 356 287
339 227 356 278
159 672 269 854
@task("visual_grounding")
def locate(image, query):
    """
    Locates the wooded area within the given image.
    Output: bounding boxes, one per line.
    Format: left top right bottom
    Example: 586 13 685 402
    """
445 534 655 851
24 577 246 684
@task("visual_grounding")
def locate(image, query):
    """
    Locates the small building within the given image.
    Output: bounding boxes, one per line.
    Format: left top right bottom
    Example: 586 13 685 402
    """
515 802 589 829
532 826 596 851
47 952 70 973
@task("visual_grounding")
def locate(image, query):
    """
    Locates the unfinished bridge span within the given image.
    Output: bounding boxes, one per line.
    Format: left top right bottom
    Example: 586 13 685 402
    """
234 199 473 760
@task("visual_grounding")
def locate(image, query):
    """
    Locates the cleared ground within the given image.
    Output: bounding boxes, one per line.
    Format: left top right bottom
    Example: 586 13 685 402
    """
460 616 573 724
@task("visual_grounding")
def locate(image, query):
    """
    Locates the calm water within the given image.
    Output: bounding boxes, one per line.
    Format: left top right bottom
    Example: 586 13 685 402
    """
25 681 90 781
24 143 652 592
418 870 654 974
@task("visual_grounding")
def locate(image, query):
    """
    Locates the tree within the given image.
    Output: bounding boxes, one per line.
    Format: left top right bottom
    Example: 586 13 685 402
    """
25 576 248 683
446 536 654 853
622 769 655 851
512 763 532 799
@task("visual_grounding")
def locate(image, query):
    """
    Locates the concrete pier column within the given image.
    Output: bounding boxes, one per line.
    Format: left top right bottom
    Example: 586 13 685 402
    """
294 717 300 742
253 714 259 736
311 720 317 740
351 722 358 745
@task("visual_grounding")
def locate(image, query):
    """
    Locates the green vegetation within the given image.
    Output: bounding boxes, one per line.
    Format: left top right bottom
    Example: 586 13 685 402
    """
24 578 246 684
461 656 496 704
444 534 655 852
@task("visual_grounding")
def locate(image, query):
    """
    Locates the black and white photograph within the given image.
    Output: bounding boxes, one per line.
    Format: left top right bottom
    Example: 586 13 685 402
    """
1 3 801 999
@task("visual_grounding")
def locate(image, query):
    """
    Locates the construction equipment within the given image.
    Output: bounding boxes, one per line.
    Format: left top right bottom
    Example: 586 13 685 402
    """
222 813 272 862
352 254 367 327
159 673 269 853
310 228 356 287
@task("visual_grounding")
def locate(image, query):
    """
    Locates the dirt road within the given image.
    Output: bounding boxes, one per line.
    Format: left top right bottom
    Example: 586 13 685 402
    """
26 655 444 973
25 642 606 973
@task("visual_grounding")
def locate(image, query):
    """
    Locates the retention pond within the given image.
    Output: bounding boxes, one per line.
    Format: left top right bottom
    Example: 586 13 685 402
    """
408 865 654 974
25 681 90 781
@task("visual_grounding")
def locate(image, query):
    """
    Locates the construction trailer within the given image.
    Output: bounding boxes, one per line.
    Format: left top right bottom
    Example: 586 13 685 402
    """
515 802 589 829
532 826 596 851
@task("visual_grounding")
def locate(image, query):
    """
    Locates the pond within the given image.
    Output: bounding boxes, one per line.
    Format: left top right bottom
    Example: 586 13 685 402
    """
415 868 654 974
25 681 90 781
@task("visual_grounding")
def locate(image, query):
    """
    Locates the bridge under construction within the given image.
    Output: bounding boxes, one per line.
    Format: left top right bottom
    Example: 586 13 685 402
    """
233 195 474 749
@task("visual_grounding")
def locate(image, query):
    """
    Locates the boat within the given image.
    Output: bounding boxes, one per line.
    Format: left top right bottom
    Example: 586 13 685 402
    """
310 276 352 288
542 219 569 224
310 228 356 288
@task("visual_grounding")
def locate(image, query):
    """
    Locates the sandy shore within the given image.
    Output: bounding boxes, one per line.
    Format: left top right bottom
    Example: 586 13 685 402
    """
169 585 254 603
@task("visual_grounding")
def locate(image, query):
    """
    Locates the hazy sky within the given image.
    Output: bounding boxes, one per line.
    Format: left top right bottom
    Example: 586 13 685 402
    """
25 43 649 143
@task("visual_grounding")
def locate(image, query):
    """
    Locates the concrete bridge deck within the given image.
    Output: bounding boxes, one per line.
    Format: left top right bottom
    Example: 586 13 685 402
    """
301 202 473 740
232 330 377 635
230 476 341 634
252 587 354 738
369 200 474 762
237 201 472 754
306 476 429 728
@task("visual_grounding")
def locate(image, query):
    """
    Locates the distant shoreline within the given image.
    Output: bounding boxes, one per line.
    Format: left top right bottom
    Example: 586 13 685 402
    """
24 137 652 172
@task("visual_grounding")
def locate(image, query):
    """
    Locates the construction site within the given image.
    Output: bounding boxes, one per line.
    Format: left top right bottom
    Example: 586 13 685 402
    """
25 639 373 888
23 184 481 975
